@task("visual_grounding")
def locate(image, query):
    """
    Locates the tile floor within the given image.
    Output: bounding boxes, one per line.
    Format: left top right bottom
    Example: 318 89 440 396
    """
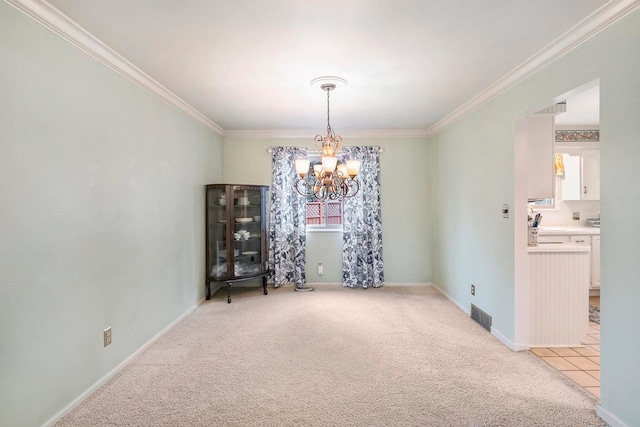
530 296 601 399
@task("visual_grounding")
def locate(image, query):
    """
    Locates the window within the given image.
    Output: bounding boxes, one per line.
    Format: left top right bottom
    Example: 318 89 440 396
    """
304 156 343 230
307 199 343 227
528 174 560 210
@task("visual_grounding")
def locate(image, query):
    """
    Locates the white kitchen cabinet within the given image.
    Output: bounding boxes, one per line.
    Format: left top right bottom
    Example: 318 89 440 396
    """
560 153 581 200
527 115 554 201
591 235 601 289
581 149 600 200
538 229 601 291
560 150 600 201
570 235 590 245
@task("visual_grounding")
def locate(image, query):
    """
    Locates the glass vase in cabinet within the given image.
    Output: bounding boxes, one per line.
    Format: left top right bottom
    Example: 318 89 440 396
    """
205 184 269 303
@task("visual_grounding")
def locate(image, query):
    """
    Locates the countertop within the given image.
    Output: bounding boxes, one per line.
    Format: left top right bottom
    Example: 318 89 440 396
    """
537 226 600 236
528 244 591 253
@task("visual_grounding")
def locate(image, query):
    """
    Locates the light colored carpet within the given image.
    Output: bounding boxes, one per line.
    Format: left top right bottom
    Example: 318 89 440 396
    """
56 285 605 426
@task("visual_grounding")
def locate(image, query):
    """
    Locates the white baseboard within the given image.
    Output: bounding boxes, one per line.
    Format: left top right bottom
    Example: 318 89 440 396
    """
430 283 470 315
385 282 432 287
303 282 342 286
42 298 205 427
491 328 529 352
431 284 528 352
596 404 628 427
304 282 432 287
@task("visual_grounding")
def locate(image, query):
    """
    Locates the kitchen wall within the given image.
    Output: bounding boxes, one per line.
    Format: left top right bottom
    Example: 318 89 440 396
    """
221 136 431 285
532 198 600 227
0 4 221 426
530 124 601 227
430 7 640 426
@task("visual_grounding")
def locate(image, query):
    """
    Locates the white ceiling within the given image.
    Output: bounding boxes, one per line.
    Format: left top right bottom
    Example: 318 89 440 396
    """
44 0 610 134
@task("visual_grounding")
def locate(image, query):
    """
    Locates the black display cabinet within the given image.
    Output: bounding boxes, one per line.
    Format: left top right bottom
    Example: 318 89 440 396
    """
205 184 269 303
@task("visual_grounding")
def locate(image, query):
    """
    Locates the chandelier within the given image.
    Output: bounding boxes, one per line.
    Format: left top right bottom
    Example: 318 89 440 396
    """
294 80 360 200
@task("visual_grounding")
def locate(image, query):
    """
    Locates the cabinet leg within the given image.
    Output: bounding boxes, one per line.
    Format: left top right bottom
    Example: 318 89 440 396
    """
263 276 268 295
227 282 232 303
206 282 211 300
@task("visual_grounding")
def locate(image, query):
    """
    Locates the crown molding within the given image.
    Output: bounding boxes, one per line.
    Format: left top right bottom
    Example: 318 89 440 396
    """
222 129 430 140
428 0 640 137
4 0 225 136
6 0 639 139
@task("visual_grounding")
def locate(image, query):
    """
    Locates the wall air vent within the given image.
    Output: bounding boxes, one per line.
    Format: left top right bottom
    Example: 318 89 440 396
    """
470 304 492 332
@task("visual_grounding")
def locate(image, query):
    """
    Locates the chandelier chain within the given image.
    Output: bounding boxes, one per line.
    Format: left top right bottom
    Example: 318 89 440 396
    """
325 84 334 138
327 89 332 137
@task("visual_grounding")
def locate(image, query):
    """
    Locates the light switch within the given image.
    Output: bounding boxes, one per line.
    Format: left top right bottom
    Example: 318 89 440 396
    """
502 204 509 219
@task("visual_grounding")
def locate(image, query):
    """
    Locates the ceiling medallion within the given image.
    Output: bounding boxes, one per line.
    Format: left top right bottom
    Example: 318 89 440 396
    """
309 76 348 91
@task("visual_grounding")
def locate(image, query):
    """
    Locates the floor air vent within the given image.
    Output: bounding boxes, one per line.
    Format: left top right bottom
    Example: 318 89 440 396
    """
471 304 492 332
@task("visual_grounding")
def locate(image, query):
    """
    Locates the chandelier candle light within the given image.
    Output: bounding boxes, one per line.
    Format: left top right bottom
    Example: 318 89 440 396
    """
294 78 360 200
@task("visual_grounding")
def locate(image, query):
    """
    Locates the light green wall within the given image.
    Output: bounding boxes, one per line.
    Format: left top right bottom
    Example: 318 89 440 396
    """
431 98 517 337
5 0 639 424
0 4 221 426
430 8 640 426
222 137 432 285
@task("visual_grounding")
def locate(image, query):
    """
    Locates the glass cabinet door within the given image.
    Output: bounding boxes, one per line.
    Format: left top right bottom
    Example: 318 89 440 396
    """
232 187 265 278
207 186 230 279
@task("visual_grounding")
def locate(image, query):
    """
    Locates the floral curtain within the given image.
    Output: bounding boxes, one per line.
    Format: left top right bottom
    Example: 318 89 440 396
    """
341 146 384 288
268 146 307 288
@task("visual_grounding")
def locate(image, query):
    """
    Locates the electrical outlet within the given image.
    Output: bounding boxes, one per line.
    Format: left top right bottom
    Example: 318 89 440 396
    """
471 284 476 296
103 327 112 347
317 262 324 275
573 212 580 220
